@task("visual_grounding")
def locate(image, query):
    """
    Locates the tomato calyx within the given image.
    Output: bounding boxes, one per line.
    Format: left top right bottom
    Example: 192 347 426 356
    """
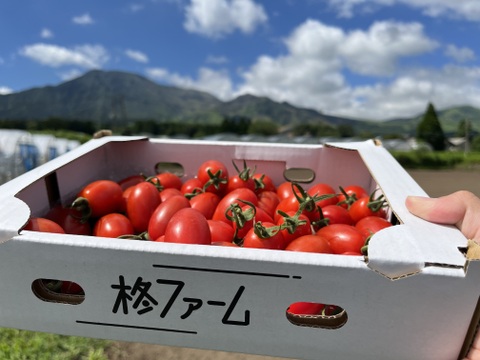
144 176 164 192
337 186 358 209
225 200 256 233
202 168 228 192
232 159 255 182
118 231 150 241
292 183 335 213
69 197 92 222
276 209 308 235
367 190 387 212
253 221 280 239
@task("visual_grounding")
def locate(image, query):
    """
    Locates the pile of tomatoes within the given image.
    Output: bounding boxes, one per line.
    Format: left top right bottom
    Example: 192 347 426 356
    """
24 159 393 257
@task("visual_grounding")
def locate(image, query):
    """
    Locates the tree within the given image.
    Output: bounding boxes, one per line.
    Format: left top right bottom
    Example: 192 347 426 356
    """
416 103 446 151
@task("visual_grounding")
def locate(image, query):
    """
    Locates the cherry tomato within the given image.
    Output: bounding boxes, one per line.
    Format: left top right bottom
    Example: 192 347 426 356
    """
61 281 83 295
155 172 183 190
212 188 258 223
277 211 313 248
93 213 134 238
23 217 65 234
242 222 284 250
230 203 273 241
276 181 296 201
45 204 91 235
287 302 325 315
316 224 366 255
75 180 124 218
126 181 161 233
164 208 211 245
208 220 235 244
257 190 280 219
307 183 338 208
274 196 299 223
190 192 220 220
320 205 353 226
337 185 369 208
147 195 190 241
253 173 276 193
117 174 145 191
285 234 332 254
159 188 184 202
226 160 255 193
181 178 203 196
349 196 386 223
355 216 392 239
197 160 229 195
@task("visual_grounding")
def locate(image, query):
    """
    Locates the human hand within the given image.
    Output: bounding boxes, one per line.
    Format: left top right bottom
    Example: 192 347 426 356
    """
405 190 480 359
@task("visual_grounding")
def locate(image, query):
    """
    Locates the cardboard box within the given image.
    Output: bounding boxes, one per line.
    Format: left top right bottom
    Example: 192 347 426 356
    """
0 136 478 360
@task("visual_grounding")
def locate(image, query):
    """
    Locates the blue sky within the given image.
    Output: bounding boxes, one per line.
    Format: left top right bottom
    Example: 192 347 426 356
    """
1 0 480 121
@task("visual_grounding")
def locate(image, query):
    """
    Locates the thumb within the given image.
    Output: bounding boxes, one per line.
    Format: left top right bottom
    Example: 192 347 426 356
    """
405 191 480 241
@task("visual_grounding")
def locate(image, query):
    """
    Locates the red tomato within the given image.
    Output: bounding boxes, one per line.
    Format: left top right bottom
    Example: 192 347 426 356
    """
75 180 124 218
61 281 83 294
316 224 366 255
197 160 229 195
320 205 354 226
285 234 332 253
147 195 190 241
337 185 369 208
159 188 184 202
226 160 255 193
23 217 65 234
117 174 145 191
212 188 258 223
120 186 134 213
126 181 161 233
253 173 276 193
93 213 134 238
349 196 387 223
355 216 392 239
181 178 203 196
242 222 284 250
307 183 338 208
155 172 183 190
190 192 220 220
208 220 235 244
257 190 280 219
274 196 299 223
287 302 325 315
276 181 296 200
164 208 211 245
45 204 91 235
277 211 313 248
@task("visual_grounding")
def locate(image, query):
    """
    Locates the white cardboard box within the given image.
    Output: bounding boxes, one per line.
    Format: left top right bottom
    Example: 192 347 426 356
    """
0 136 478 360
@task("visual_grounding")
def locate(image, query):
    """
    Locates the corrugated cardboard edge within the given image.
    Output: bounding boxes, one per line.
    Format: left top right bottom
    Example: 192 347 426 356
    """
0 197 31 244
325 139 468 280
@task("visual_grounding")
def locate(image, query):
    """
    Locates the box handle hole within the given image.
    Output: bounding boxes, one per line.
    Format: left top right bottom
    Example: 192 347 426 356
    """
283 168 315 183
155 162 184 177
32 279 85 305
286 301 348 329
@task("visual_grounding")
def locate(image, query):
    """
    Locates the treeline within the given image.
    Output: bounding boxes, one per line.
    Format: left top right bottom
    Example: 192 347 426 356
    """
0 116 358 139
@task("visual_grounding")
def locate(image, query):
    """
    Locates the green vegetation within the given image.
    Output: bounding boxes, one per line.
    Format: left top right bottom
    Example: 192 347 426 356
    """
0 328 110 360
416 103 446 151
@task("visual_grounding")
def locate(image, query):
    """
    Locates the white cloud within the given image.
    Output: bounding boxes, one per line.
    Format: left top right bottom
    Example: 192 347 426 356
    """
146 66 233 100
72 13 94 25
184 0 268 38
19 43 109 68
40 28 54 39
58 69 83 81
0 86 13 95
328 0 480 21
125 49 149 63
444 44 475 63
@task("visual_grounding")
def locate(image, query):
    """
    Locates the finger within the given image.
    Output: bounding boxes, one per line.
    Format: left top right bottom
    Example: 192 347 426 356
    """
405 191 480 241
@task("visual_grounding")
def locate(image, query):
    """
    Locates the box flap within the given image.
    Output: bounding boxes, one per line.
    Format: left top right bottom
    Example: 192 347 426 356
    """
0 197 30 244
326 140 468 279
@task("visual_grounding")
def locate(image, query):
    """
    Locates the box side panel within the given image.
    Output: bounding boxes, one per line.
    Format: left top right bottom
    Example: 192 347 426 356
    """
0 237 478 360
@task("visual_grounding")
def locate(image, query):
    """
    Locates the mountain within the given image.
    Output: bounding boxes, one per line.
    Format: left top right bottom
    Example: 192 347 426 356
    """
0 70 222 122
0 70 479 136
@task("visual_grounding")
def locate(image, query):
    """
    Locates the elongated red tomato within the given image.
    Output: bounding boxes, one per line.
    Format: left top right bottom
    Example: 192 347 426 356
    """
127 181 161 233
93 213 134 238
355 216 392 239
231 203 273 241
321 205 354 226
75 180 123 218
155 172 183 190
117 174 145 191
23 217 65 234
307 183 338 208
208 220 235 244
277 211 313 248
257 190 280 219
45 204 91 235
212 188 258 223
147 195 190 241
164 208 211 244
181 178 203 196
190 192 220 220
285 234 332 254
242 222 284 250
159 188 184 202
197 160 229 195
316 224 366 254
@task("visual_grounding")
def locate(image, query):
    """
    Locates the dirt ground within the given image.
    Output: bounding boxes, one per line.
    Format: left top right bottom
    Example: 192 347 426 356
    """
106 169 480 360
